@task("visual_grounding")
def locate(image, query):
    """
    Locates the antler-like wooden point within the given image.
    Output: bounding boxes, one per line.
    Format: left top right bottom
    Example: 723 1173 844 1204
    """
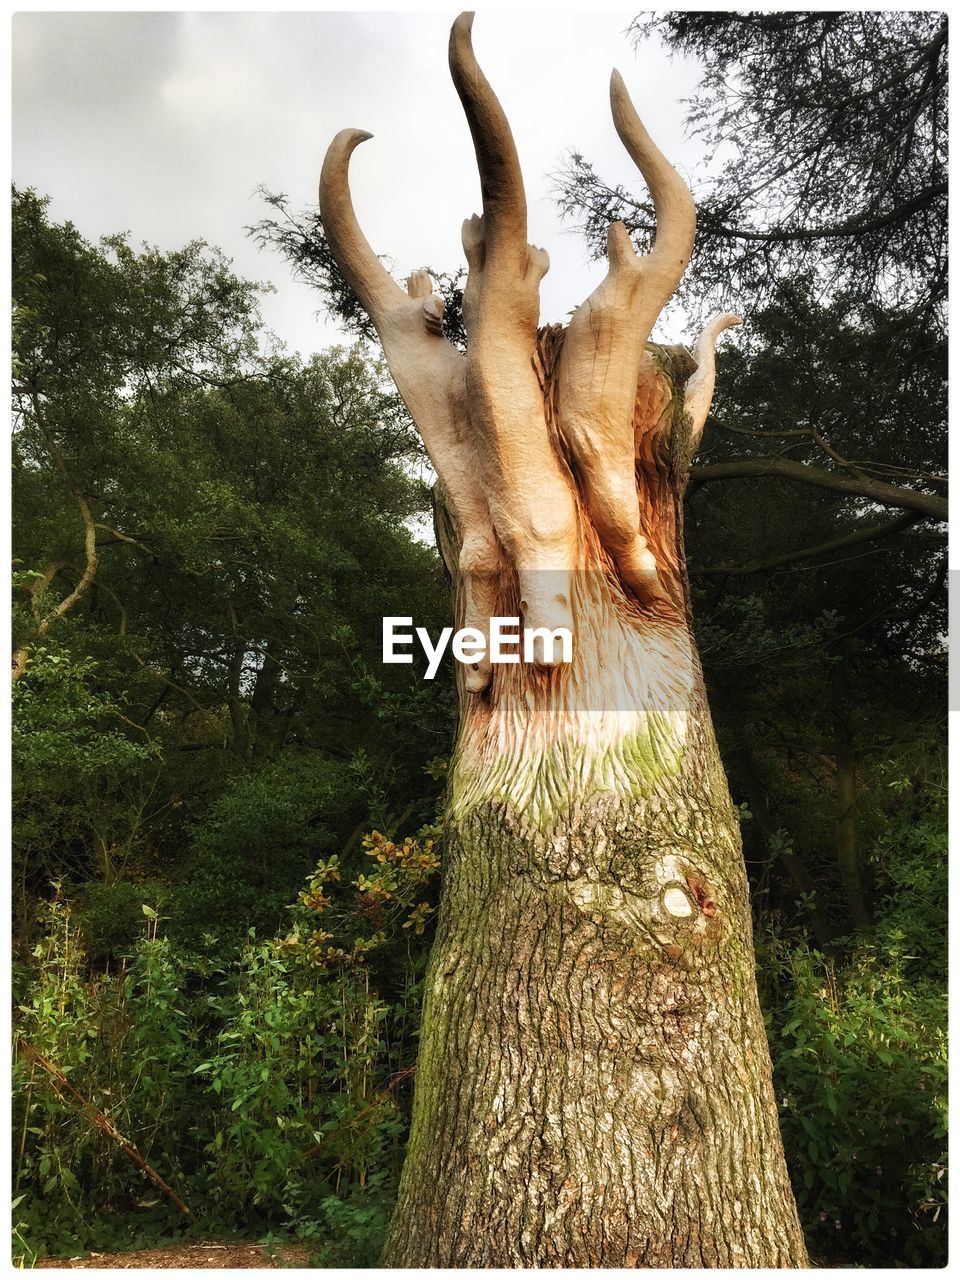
685 312 744 450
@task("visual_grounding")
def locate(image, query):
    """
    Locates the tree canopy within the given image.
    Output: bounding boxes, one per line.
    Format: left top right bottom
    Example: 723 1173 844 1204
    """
12 187 452 938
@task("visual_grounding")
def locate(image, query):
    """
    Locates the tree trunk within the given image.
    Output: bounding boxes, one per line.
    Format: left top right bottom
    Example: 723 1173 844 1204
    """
317 18 807 1263
381 337 807 1267
384 735 807 1265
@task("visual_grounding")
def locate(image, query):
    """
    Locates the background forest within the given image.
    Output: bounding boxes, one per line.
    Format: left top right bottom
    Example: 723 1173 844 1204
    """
12 12 946 1268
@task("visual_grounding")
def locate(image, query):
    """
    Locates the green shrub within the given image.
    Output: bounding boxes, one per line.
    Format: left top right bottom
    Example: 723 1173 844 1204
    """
14 786 946 1268
196 939 404 1226
757 787 946 1268
12 644 162 937
760 931 946 1266
173 752 362 946
12 830 434 1264
13 891 200 1260
300 1172 397 1266
73 880 169 964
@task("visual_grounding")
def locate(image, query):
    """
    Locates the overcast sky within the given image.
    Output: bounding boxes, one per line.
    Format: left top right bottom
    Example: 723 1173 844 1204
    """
12 10 704 357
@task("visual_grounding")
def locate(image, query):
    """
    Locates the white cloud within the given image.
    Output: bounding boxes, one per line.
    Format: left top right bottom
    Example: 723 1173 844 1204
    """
12 10 704 356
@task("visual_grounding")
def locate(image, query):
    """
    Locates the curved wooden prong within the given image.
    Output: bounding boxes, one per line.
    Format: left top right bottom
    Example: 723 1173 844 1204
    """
685 312 743 451
448 12 577 651
319 130 407 321
448 11 548 336
449 12 529 265
557 71 696 607
609 70 696 319
319 131 502 678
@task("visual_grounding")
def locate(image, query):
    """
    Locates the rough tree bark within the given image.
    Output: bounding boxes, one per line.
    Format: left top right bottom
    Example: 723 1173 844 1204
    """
318 13 808 1267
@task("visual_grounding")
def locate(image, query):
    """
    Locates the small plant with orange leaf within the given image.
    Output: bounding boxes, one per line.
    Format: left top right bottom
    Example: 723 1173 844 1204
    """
288 825 442 970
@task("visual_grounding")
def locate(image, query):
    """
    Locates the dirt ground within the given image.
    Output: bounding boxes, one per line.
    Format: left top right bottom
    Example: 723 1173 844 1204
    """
36 1241 314 1269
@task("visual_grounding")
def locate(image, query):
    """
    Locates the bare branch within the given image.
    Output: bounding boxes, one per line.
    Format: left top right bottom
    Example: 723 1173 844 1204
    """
687 182 946 245
18 1039 193 1220
13 423 99 682
19 560 70 623
688 456 947 521
692 512 924 576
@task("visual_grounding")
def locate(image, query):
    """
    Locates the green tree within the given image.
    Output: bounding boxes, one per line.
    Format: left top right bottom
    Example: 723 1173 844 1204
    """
12 188 452 945
686 283 945 939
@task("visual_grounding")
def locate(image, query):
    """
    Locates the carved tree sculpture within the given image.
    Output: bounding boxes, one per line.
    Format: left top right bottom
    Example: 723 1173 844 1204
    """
319 14 808 1268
